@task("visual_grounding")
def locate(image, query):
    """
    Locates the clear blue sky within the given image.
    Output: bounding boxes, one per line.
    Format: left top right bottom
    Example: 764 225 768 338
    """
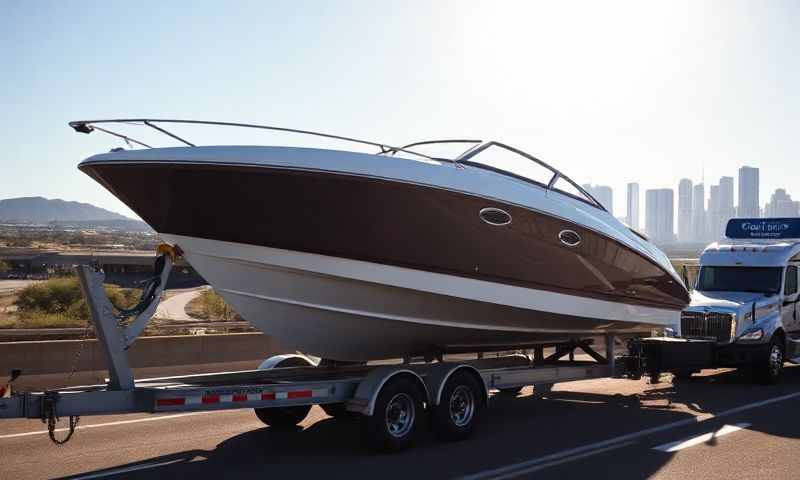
2 1 799 222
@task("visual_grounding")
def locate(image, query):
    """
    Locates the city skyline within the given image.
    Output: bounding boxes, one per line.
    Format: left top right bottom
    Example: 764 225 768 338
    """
603 163 800 244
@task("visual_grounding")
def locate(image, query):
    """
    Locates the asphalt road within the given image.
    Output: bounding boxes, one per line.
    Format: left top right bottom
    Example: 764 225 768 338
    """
4 366 800 480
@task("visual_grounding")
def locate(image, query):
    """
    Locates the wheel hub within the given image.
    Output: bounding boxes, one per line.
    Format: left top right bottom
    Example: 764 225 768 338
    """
385 393 415 438
449 385 475 427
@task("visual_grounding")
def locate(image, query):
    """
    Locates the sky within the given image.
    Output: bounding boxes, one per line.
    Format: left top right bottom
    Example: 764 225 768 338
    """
1 1 799 223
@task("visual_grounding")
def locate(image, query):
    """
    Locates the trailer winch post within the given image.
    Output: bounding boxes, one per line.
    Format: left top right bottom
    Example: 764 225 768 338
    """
74 252 174 391
75 265 135 390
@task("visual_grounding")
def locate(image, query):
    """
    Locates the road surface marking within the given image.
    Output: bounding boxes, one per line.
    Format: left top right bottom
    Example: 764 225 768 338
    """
461 390 800 479
0 411 219 440
653 423 750 452
70 459 185 480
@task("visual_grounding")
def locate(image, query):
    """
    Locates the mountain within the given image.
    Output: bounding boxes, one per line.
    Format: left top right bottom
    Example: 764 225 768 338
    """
0 196 131 223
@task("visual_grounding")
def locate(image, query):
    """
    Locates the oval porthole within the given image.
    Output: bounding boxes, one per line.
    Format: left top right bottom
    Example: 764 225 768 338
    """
559 229 582 247
479 207 512 226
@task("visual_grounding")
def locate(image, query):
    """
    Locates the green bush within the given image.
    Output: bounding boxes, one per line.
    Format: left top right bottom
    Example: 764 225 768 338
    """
14 276 141 321
200 290 236 321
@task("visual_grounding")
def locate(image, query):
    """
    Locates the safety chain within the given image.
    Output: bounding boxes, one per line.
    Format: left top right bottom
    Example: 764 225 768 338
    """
63 319 93 387
41 392 80 445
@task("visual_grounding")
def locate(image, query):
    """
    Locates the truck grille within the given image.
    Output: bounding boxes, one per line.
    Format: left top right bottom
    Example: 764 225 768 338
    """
681 311 734 343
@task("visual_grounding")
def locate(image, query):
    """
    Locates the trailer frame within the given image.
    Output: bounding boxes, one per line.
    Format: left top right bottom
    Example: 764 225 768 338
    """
0 258 624 450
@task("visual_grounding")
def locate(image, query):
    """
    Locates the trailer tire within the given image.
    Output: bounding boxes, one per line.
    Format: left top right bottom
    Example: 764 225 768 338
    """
254 405 311 428
362 376 425 452
431 371 484 441
755 336 784 385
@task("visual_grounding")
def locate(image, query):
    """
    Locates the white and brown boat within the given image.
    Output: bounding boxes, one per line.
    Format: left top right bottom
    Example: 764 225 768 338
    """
72 119 689 361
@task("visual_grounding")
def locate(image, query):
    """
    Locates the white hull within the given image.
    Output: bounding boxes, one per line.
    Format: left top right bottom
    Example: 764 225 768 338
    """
164 234 679 361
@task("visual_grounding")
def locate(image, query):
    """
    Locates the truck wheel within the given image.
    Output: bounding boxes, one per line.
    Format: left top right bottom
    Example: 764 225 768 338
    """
431 371 484 441
254 405 312 428
362 376 425 452
755 337 784 385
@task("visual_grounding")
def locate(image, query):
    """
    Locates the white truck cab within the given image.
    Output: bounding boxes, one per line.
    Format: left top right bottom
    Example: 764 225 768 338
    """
681 218 800 383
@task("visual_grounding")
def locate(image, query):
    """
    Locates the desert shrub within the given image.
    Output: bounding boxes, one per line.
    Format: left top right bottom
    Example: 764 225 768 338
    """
200 290 236 321
14 276 141 321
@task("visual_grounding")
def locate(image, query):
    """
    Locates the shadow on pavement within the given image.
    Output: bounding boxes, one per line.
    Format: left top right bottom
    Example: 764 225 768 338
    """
62 365 800 480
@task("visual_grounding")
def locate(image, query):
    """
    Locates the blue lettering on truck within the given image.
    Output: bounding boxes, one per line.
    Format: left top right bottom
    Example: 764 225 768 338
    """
726 218 800 239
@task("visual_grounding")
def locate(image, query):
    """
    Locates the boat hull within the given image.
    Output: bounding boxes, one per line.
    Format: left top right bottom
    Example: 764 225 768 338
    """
164 234 678 360
78 146 689 360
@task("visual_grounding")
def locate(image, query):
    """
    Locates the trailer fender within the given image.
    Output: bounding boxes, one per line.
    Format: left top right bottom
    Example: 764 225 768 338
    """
424 364 488 407
257 354 318 370
346 366 428 416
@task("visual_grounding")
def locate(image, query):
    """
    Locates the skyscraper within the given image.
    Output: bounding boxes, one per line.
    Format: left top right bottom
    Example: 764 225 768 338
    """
645 188 674 244
719 176 735 232
626 183 639 229
764 189 800 217
692 183 705 243
708 185 721 240
677 179 693 243
582 184 613 215
738 166 760 217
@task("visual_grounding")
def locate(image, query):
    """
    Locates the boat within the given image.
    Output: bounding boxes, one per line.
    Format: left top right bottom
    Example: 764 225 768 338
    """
71 119 690 361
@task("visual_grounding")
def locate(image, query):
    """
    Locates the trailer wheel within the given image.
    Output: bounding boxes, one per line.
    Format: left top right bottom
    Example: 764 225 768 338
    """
362 376 425 452
431 371 484 441
755 336 784 385
254 405 312 428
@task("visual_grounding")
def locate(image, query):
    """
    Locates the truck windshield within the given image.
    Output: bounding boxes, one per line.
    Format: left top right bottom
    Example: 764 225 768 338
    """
696 266 783 294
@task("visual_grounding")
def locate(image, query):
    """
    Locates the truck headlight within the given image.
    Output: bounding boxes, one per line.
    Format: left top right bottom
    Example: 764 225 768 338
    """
739 329 763 341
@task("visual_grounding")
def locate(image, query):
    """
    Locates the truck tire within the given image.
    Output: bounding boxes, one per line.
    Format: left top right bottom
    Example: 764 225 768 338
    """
755 336 784 385
361 376 425 452
254 405 312 428
431 371 484 441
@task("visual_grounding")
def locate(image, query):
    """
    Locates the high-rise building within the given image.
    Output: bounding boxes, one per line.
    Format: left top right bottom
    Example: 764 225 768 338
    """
719 176 735 232
764 189 800 217
645 188 674 244
692 183 706 243
708 185 721 240
677 179 693 243
738 166 760 217
582 184 613 215
626 183 639 229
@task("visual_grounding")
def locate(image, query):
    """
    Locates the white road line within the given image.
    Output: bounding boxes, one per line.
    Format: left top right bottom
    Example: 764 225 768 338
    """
70 459 185 480
487 441 636 480
461 390 800 480
653 423 751 452
0 411 219 440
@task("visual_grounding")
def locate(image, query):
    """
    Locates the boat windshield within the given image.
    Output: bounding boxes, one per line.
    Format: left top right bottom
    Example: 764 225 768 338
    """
460 143 600 208
696 266 783 294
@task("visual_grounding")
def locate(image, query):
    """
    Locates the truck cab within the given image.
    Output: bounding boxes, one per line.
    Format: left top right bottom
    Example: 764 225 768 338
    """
680 218 800 383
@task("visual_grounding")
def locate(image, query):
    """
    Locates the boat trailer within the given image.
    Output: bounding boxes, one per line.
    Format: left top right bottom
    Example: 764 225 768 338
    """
0 248 681 451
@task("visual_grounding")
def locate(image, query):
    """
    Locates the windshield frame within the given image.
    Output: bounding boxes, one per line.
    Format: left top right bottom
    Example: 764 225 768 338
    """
457 141 605 210
696 266 784 295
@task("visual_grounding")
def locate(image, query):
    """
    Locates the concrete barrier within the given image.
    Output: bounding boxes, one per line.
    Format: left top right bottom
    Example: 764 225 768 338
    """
0 333 288 390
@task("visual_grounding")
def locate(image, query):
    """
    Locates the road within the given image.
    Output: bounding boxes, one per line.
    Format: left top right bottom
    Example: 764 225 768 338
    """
154 287 207 321
0 279 41 295
3 367 800 479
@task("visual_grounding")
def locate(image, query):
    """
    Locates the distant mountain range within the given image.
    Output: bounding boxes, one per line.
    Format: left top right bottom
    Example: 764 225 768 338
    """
0 197 149 230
